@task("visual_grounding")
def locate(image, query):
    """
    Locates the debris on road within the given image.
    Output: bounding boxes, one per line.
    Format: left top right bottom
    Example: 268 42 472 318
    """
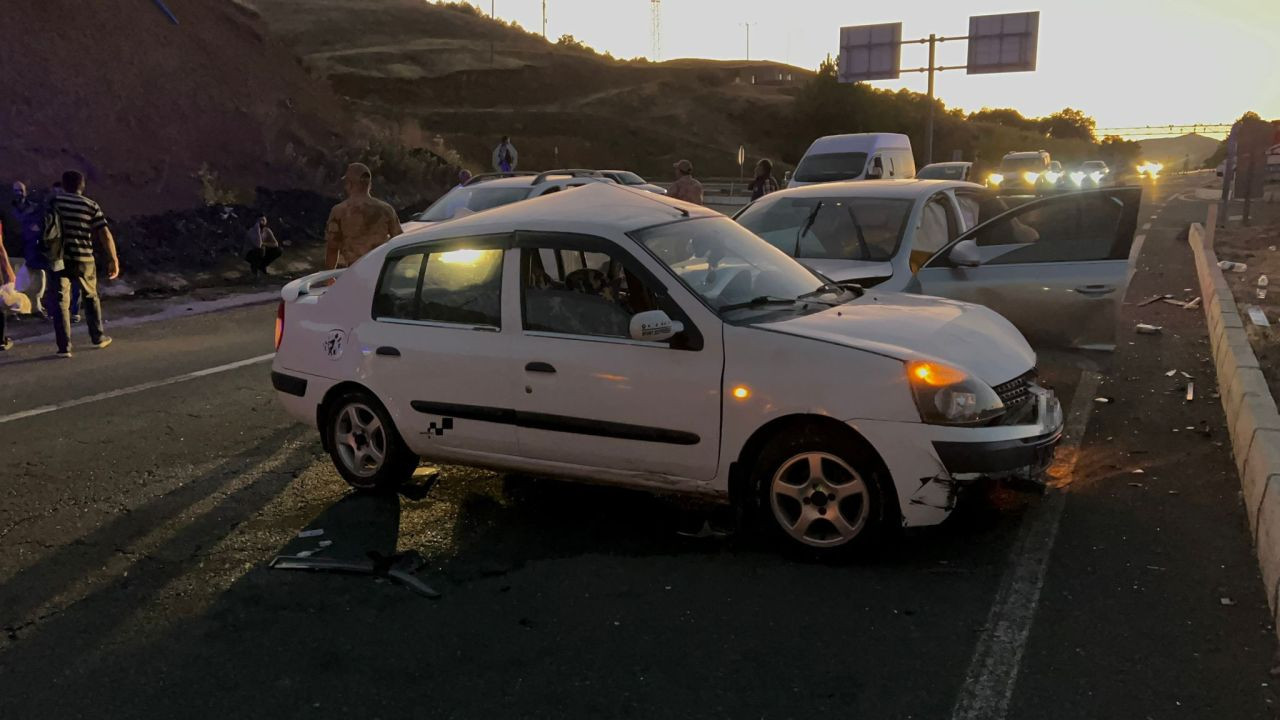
1220 597 1237 606
1160 298 1188 308
1186 383 1195 402
1132 469 1146 474
1184 296 1202 309
1246 305 1270 328
270 550 441 599
1094 397 1114 404
1166 369 1178 377
1219 261 1248 273
1136 323 1163 335
1139 294 1172 307
297 529 325 539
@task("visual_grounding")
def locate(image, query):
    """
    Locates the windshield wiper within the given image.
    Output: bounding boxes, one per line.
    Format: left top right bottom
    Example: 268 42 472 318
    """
845 205 871 260
796 282 852 304
718 296 798 313
794 201 823 257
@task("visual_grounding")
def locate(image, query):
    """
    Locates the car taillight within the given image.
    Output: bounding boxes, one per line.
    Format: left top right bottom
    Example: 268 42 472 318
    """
274 301 285 351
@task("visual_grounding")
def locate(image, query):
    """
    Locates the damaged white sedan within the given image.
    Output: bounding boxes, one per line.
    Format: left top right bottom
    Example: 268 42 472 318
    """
271 184 1063 557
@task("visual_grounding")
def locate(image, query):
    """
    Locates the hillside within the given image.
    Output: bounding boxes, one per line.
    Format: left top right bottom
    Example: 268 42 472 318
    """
1138 133 1222 169
242 0 812 178
0 0 357 218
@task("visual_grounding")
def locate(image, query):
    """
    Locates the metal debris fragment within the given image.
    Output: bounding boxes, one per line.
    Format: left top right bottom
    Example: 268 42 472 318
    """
1186 383 1195 402
297 529 324 539
1136 323 1163 335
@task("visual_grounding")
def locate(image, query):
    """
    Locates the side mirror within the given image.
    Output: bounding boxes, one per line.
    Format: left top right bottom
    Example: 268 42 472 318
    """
948 239 982 268
867 158 884 180
630 310 684 343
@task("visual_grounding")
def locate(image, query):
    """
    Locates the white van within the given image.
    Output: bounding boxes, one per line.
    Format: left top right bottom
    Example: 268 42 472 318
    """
789 133 916 188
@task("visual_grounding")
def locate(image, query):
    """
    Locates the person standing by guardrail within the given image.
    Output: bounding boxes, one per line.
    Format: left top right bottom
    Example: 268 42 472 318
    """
324 163 403 270
669 159 704 205
243 214 282 281
748 159 779 201
492 136 518 173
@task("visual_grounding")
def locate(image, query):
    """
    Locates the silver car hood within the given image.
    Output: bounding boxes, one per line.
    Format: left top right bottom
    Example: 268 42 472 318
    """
800 259 895 284
759 291 1036 385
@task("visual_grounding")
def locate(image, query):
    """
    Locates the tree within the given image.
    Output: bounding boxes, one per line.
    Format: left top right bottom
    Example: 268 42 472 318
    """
555 34 591 52
1098 135 1141 168
967 107 1039 133
1039 107 1097 142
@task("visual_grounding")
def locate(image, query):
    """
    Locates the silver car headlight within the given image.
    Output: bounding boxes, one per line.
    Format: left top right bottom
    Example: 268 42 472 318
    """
907 361 1005 426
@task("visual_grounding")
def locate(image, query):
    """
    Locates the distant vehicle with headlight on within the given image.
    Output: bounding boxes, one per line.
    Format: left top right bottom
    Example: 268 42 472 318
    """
1136 161 1163 180
987 150 1051 195
1068 161 1111 190
271 183 1066 558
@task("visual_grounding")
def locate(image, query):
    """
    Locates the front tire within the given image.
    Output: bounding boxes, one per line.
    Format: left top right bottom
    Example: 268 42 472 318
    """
325 390 419 492
751 428 890 558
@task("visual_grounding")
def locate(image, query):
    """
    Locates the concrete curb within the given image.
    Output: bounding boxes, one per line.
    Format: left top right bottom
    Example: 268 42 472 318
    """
1190 206 1280 631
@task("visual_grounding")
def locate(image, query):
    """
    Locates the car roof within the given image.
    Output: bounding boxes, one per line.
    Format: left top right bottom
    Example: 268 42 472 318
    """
393 183 716 247
465 175 539 188
1003 151 1048 159
920 161 971 168
807 133 911 152
760 178 981 201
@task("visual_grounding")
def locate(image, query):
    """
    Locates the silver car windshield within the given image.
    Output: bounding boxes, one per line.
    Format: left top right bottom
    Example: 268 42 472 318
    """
735 195 913 262
918 165 966 180
416 186 531 222
633 216 847 316
793 152 869 183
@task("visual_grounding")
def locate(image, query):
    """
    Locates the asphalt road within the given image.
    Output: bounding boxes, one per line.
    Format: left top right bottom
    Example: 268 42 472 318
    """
1 172 1276 719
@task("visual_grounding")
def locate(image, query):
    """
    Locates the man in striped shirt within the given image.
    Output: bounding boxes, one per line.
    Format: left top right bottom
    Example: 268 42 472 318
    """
47 171 120 357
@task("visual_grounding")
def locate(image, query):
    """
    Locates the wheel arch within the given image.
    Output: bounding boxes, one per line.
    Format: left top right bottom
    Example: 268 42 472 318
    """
316 380 379 453
727 414 896 513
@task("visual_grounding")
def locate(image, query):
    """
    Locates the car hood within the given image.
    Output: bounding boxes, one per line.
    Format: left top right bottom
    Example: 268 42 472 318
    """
401 219 440 234
758 291 1035 385
801 259 896 285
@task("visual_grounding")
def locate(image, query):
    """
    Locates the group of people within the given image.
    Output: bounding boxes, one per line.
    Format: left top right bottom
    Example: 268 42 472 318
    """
667 157 780 204
0 171 119 356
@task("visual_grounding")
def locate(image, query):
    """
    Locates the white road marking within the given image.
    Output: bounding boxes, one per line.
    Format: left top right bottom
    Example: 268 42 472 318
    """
949 370 1102 720
0 353 275 425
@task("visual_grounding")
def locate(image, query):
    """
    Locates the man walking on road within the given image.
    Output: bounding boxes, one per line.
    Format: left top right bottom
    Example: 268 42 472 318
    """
324 163 402 270
492 136 518 173
669 159 704 205
48 171 119 358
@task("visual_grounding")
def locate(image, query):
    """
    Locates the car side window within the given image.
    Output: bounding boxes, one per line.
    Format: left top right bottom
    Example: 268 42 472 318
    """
521 241 662 339
910 196 955 273
972 194 1126 265
373 247 504 327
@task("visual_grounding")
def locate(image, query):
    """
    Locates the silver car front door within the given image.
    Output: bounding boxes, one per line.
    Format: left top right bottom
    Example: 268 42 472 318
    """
910 187 1142 351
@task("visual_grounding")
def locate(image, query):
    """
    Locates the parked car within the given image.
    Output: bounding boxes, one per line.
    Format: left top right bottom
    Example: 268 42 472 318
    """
987 150 1051 195
272 184 1063 557
402 170 616 232
733 179 1142 351
599 170 667 195
789 133 916 188
917 162 973 182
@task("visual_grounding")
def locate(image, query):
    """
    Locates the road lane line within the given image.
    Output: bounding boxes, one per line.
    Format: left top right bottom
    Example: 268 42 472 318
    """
949 370 1102 720
0 353 275 425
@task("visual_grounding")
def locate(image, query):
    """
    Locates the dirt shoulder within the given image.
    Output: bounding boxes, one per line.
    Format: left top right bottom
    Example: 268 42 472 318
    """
1214 201 1280 404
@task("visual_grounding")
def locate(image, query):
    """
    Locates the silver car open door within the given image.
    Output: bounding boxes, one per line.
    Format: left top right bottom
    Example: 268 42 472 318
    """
909 188 1142 351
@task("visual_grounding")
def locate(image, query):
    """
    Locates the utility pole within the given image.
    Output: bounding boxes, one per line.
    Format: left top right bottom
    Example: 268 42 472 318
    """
542 0 547 38
650 0 662 61
925 33 936 165
740 22 756 62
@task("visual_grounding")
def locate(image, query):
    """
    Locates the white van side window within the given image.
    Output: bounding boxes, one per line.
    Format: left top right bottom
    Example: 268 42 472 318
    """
887 156 896 177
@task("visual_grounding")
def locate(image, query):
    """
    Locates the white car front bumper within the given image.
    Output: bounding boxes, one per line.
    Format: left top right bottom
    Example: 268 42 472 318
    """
850 384 1064 528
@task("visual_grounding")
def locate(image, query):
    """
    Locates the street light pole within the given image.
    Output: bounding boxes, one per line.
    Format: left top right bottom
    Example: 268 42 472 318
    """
925 33 936 165
740 22 756 62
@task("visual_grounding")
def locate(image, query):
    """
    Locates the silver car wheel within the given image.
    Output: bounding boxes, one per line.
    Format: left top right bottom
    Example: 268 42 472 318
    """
333 402 387 478
769 451 870 547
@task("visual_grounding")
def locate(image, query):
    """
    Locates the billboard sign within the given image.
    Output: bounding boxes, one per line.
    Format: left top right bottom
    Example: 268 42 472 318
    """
967 11 1039 74
838 22 902 83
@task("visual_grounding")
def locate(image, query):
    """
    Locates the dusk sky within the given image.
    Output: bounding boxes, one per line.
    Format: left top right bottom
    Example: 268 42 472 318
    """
467 0 1279 132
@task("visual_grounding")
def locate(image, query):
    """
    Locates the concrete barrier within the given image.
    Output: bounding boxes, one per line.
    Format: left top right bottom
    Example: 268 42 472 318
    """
1191 209 1280 636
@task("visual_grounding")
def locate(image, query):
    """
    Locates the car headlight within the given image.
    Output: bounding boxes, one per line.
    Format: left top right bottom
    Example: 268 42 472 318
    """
1089 171 1103 182
1069 171 1085 185
1044 171 1062 183
988 173 1004 186
1022 171 1040 185
907 360 1005 426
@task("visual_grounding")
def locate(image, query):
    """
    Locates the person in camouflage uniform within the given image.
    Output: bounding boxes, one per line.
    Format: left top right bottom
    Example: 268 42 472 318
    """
324 163 403 270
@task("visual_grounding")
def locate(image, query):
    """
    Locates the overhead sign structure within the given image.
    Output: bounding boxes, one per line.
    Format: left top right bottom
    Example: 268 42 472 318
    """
838 22 902 83
967 11 1039 75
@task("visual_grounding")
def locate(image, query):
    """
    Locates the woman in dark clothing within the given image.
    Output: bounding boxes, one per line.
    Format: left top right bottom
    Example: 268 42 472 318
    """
243 214 281 280
748 158 779 201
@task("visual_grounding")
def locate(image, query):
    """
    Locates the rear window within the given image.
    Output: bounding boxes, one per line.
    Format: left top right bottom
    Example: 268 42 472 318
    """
613 172 645 185
918 165 967 180
736 195 913 262
416 186 531 222
793 152 869 183
374 246 504 327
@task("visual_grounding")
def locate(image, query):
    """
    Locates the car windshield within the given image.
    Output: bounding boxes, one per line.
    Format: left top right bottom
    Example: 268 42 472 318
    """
633 216 850 318
1000 156 1049 173
735 195 913 262
918 164 966 180
612 172 646 185
415 185 531 222
793 152 869 183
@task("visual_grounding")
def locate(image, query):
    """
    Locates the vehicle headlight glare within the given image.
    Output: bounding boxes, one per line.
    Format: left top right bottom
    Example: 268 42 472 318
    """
907 361 1004 425
1069 171 1085 185
988 173 1004 186
1022 171 1040 185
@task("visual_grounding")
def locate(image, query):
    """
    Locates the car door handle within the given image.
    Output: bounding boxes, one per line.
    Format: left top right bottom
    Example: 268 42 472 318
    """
1074 285 1114 296
376 346 401 357
525 361 556 374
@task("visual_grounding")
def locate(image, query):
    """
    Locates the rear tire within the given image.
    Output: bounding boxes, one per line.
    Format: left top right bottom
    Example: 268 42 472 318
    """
325 390 419 493
750 427 891 559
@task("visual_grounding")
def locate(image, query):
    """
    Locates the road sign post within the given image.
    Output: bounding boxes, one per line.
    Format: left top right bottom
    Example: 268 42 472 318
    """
737 145 746 197
837 12 1038 165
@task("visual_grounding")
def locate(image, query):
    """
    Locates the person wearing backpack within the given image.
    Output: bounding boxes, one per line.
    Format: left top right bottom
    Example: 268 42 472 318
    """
45 170 119 358
492 136 518 173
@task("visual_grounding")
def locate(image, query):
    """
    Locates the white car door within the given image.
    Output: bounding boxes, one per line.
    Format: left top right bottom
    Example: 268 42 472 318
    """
510 231 724 481
910 187 1142 351
359 236 520 456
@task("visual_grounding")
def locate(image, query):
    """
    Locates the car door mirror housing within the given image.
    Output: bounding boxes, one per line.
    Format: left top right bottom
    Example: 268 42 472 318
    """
867 158 884 179
630 310 683 343
948 239 982 267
